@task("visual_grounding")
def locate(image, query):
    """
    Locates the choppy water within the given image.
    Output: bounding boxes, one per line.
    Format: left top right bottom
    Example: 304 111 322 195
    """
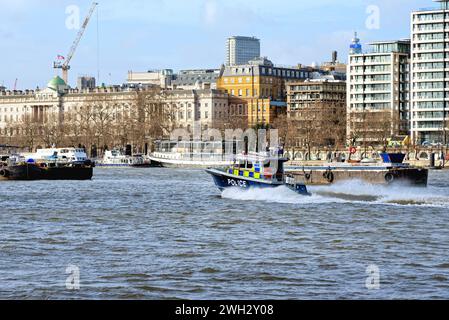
1 168 449 299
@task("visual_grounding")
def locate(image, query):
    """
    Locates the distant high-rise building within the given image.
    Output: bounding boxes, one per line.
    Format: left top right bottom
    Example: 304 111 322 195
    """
347 40 411 145
349 32 362 55
410 0 449 145
77 76 96 90
226 36 261 66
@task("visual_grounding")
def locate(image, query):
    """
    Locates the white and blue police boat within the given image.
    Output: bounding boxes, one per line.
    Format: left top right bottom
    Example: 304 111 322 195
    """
206 150 311 196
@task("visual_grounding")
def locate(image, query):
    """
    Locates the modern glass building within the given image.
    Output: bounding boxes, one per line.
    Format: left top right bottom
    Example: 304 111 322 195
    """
411 0 449 144
347 40 411 144
226 36 261 66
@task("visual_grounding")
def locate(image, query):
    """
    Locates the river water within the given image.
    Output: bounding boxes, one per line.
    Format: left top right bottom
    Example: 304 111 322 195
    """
1 168 449 299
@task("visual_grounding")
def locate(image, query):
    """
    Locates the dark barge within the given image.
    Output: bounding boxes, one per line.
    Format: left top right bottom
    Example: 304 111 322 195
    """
285 153 429 187
1 148 94 181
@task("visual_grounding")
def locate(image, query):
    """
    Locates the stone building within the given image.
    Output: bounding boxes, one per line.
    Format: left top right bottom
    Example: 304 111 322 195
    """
287 79 347 147
163 89 230 131
217 57 312 127
0 76 236 151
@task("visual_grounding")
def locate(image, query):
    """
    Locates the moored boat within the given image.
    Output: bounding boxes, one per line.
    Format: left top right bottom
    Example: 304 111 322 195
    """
96 150 153 167
206 150 311 196
1 148 94 181
285 153 429 186
148 140 235 169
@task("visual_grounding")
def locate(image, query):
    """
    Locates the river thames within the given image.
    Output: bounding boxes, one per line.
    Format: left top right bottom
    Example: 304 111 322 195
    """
1 168 449 299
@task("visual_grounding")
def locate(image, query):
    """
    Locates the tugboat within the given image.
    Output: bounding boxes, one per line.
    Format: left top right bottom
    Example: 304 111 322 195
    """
206 149 311 196
0 148 94 181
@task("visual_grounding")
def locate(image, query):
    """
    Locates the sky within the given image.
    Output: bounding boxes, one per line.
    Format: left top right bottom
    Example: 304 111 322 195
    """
0 0 436 89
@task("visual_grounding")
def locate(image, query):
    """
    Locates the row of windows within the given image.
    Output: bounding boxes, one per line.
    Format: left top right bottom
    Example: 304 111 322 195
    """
351 94 392 101
414 101 446 109
413 111 449 119
413 62 445 70
351 55 391 64
413 52 448 60
290 93 345 100
413 71 449 80
229 67 309 79
413 82 445 90
414 33 446 41
351 75 392 82
414 13 449 22
413 23 447 32
414 92 447 99
349 102 392 110
288 85 345 92
414 43 449 51
351 84 391 91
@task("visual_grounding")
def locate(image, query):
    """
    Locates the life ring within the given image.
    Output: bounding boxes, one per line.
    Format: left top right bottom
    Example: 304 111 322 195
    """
323 170 334 183
349 147 357 155
0 169 10 177
385 173 395 183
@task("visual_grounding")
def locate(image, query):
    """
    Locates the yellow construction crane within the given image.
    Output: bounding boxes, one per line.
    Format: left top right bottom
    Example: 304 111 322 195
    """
54 2 98 84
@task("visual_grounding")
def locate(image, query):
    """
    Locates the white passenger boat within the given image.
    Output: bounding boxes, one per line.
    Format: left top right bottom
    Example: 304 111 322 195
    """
148 141 235 169
96 150 151 167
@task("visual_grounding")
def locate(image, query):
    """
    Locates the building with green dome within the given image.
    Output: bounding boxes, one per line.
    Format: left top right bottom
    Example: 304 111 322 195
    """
47 76 68 93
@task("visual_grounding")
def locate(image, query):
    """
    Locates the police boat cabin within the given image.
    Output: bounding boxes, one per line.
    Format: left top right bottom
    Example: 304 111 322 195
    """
206 150 310 196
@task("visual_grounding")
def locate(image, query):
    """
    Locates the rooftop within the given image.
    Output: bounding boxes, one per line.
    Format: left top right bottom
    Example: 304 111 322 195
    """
416 0 449 11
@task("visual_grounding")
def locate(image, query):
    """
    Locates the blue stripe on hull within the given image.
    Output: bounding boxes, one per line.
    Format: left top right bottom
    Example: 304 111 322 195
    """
208 170 310 196
211 172 276 190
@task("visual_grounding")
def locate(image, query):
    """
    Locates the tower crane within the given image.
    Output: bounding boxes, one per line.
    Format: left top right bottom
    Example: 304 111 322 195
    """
54 2 98 85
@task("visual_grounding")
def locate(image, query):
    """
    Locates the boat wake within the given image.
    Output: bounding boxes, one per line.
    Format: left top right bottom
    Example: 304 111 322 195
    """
221 186 341 205
221 180 449 208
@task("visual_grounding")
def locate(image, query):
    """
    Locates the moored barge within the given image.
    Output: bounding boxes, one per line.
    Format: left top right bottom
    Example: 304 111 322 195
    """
286 153 428 187
0 148 94 181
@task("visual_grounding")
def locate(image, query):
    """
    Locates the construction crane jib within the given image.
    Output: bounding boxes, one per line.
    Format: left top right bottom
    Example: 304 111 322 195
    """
54 2 98 85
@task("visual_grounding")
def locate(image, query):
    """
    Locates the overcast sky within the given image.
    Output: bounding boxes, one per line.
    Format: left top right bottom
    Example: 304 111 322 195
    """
0 0 435 89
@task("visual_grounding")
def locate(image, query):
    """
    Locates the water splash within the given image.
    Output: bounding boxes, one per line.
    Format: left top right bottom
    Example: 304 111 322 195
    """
311 180 449 207
221 181 449 208
221 186 342 205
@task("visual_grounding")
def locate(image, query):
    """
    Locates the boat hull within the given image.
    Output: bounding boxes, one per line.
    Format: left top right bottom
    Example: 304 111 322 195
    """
285 165 429 187
149 156 232 169
0 163 93 181
206 169 310 195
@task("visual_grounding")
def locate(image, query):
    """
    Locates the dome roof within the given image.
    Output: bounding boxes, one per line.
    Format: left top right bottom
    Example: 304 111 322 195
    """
47 76 67 91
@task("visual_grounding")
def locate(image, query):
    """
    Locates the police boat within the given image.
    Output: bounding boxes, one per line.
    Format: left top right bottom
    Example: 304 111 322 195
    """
206 150 311 196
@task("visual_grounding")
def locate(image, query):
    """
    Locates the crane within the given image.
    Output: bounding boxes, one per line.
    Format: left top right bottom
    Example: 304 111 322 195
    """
54 2 98 85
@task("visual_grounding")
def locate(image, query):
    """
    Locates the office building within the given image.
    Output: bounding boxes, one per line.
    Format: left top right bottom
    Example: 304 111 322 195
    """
77 76 96 90
347 40 411 145
287 79 347 147
226 36 261 66
411 0 449 144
